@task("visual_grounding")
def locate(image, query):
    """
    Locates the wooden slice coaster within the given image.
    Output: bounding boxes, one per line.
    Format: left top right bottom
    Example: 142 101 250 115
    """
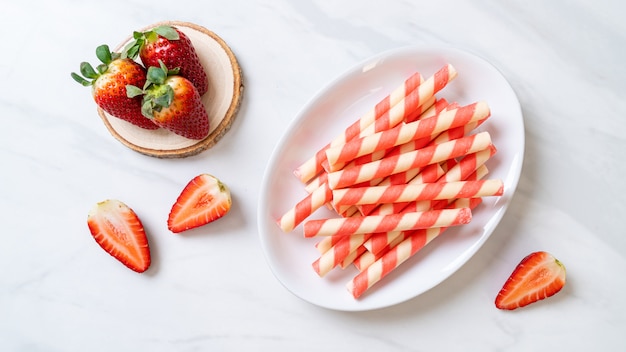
99 21 244 158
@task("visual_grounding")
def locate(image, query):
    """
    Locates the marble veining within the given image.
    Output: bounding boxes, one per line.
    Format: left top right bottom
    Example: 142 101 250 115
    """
1 0 625 351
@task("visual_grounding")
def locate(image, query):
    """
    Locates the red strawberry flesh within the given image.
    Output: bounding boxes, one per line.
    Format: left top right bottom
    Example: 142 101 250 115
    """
168 174 232 233
495 251 566 310
87 199 151 273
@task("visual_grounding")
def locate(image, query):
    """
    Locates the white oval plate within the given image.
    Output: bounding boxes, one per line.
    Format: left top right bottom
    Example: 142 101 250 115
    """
258 45 524 311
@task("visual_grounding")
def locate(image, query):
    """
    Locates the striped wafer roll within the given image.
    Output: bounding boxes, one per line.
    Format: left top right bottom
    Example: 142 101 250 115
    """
437 146 496 183
316 162 444 271
332 179 503 207
325 101 490 171
353 231 411 271
293 71 424 184
355 198 479 268
312 234 371 277
364 178 486 255
430 118 486 146
348 227 441 298
400 64 457 123
307 98 451 194
304 172 328 194
306 147 388 193
354 63 458 142
276 183 332 232
311 200 437 273
347 198 483 298
341 245 367 269
315 235 341 254
321 95 437 173
357 163 444 216
352 248 378 271
327 131 493 189
303 207 472 238
405 97 450 123
361 159 489 256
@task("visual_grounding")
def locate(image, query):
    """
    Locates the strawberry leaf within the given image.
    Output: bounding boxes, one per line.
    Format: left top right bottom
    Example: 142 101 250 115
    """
154 86 174 107
122 35 144 60
71 72 91 86
146 65 167 85
153 25 180 40
95 44 112 65
79 62 98 79
126 85 144 98
141 100 154 118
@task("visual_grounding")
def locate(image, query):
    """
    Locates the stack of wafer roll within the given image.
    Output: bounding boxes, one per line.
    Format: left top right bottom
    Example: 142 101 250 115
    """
275 64 504 299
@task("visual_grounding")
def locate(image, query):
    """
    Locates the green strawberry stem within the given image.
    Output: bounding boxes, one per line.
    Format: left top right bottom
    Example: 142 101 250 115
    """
126 60 181 119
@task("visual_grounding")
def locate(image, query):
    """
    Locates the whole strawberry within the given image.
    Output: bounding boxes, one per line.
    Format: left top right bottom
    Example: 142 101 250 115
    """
124 25 209 96
127 61 210 140
72 45 158 130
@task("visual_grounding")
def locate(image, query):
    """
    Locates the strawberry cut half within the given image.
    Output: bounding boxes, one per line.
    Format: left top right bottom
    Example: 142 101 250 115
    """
495 251 566 310
87 199 151 273
168 174 232 233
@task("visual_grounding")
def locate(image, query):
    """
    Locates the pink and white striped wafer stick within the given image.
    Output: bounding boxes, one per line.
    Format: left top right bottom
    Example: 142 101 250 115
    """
312 233 371 277
332 179 503 207
276 183 332 233
340 245 367 269
303 208 472 238
347 198 482 298
435 146 496 183
318 75 454 176
350 108 486 212
353 230 411 271
351 227 442 287
306 98 450 194
324 101 490 171
293 71 424 184
363 163 490 255
322 93 438 173
356 151 492 256
354 193 476 269
327 131 493 189
356 162 444 216
280 131 457 232
314 163 444 273
405 97 450 123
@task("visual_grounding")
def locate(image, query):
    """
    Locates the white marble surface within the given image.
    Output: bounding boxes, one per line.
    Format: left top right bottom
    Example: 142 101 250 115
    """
1 0 625 350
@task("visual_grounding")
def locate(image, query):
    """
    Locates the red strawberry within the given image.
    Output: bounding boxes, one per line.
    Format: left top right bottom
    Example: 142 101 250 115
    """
127 61 210 139
87 199 151 273
495 251 566 310
72 45 158 130
124 25 208 96
168 174 232 233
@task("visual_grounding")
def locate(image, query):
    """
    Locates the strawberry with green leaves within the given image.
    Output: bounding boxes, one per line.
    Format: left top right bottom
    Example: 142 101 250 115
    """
87 199 151 273
127 61 210 140
72 45 158 130
168 174 232 233
495 251 566 310
124 25 208 96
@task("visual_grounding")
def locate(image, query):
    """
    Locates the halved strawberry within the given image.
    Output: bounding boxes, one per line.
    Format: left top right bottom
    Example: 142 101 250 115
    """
168 174 232 233
87 199 151 273
495 251 566 310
